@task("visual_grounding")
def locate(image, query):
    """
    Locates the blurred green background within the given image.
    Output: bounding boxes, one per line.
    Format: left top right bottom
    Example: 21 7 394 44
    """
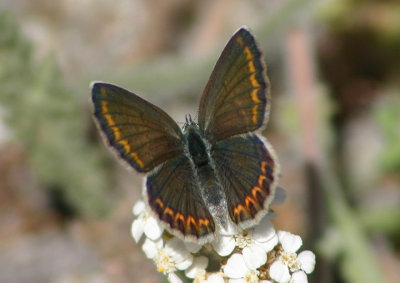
0 0 399 282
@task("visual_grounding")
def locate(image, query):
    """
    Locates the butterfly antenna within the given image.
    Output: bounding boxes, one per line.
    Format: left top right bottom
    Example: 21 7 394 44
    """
185 114 194 124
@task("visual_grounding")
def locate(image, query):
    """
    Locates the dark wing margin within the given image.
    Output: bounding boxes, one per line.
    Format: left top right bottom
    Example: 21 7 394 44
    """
92 82 183 173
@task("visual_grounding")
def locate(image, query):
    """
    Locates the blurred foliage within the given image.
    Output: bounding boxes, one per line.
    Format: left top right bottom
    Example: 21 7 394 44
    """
318 0 400 120
0 12 112 217
316 1 400 282
358 204 400 236
374 93 400 175
320 166 385 283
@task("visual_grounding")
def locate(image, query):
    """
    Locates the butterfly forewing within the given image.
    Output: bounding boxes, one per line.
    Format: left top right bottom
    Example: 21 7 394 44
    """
92 83 183 172
198 28 270 142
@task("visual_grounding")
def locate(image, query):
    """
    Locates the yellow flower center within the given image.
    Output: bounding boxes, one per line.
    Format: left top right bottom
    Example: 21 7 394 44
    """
244 270 260 282
234 231 254 249
281 251 300 272
155 250 176 274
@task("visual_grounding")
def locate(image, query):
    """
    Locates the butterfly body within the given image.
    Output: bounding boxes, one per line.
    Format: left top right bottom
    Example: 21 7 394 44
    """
92 28 279 244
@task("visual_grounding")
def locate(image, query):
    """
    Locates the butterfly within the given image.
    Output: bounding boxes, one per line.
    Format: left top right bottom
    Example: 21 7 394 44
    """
91 27 279 244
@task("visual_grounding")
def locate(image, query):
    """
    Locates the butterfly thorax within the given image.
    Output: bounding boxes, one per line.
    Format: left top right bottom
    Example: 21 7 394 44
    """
184 125 209 167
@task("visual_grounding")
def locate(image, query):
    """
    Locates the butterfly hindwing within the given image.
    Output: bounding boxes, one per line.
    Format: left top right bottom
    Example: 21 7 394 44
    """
92 83 183 172
211 134 278 227
146 155 215 242
198 28 269 142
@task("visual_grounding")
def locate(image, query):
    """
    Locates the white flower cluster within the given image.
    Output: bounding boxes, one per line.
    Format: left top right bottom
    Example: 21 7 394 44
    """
131 190 315 283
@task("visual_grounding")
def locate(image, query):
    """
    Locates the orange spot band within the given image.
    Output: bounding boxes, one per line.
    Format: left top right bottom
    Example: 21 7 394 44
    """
252 186 263 199
236 37 244 46
250 89 261 103
251 105 259 124
101 101 109 114
261 161 267 175
233 204 246 218
164 207 174 217
199 218 210 228
155 198 164 209
118 139 131 153
249 73 260 88
245 195 257 209
104 114 116 126
175 212 185 223
248 59 256 73
258 175 266 187
131 152 144 168
244 47 253 60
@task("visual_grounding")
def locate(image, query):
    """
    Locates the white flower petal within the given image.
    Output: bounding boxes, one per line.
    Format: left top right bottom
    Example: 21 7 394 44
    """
270 260 291 283
228 279 246 283
165 238 190 262
223 253 248 278
185 241 202 253
184 268 200 280
272 186 286 205
132 200 145 215
257 234 278 252
185 256 208 279
253 217 276 243
206 273 225 283
131 218 144 243
278 231 302 253
144 217 163 240
194 256 208 269
142 238 162 259
290 271 308 283
176 255 193 270
242 246 267 269
297 251 315 274
167 272 182 283
212 234 236 256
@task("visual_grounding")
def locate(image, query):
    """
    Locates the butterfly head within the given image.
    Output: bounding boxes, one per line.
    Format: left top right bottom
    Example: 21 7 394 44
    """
183 114 197 132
